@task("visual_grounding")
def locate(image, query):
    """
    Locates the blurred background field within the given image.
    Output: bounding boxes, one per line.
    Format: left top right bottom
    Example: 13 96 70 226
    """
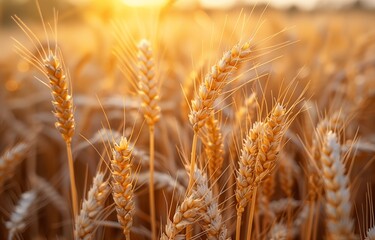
1 0 375 239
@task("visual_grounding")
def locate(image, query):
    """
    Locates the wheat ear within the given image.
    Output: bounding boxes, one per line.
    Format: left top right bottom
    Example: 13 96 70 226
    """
188 41 252 198
6 190 37 240
44 53 75 144
44 52 78 221
189 41 252 132
204 113 224 190
192 167 228 240
12 15 77 220
321 131 355 240
235 121 263 240
75 172 111 240
247 103 286 239
138 39 161 126
235 104 286 240
161 195 203 240
137 39 160 240
111 137 135 240
0 142 29 189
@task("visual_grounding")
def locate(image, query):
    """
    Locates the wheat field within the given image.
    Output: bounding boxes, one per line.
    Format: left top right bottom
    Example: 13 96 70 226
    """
1 1 375 239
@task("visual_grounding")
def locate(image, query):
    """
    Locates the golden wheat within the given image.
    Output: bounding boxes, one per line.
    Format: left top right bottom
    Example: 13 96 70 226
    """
111 137 135 239
75 172 111 240
3 3 375 240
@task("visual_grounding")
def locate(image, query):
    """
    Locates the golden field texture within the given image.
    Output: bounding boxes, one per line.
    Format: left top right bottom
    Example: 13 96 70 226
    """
1 2 375 239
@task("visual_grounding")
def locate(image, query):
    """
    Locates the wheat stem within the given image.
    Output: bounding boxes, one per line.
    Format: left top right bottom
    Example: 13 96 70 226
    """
305 200 315 240
247 187 257 240
236 213 242 240
66 143 78 222
137 39 160 240
188 133 198 194
149 125 157 240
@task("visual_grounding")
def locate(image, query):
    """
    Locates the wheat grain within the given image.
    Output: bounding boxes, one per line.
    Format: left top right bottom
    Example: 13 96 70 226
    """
138 39 160 126
254 104 286 183
192 168 227 240
235 121 263 215
321 131 355 240
76 172 111 240
44 53 75 144
189 41 252 133
111 137 135 239
161 195 203 240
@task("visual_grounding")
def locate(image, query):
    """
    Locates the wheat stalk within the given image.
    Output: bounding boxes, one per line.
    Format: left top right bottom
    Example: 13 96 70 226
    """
6 190 37 240
12 14 78 222
187 41 253 203
44 52 79 225
235 103 286 240
0 142 29 189
75 172 111 240
111 137 135 240
321 131 355 240
235 121 263 240
137 38 160 240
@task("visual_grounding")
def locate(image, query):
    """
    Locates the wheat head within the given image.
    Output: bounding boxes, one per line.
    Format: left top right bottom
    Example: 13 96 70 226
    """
189 42 252 133
76 172 111 240
137 39 161 126
321 131 355 240
111 137 135 239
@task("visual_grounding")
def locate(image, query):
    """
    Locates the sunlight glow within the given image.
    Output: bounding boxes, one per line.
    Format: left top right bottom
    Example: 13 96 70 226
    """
122 0 169 7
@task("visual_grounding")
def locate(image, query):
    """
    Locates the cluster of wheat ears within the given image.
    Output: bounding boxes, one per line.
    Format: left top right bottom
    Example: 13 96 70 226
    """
1 2 375 240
